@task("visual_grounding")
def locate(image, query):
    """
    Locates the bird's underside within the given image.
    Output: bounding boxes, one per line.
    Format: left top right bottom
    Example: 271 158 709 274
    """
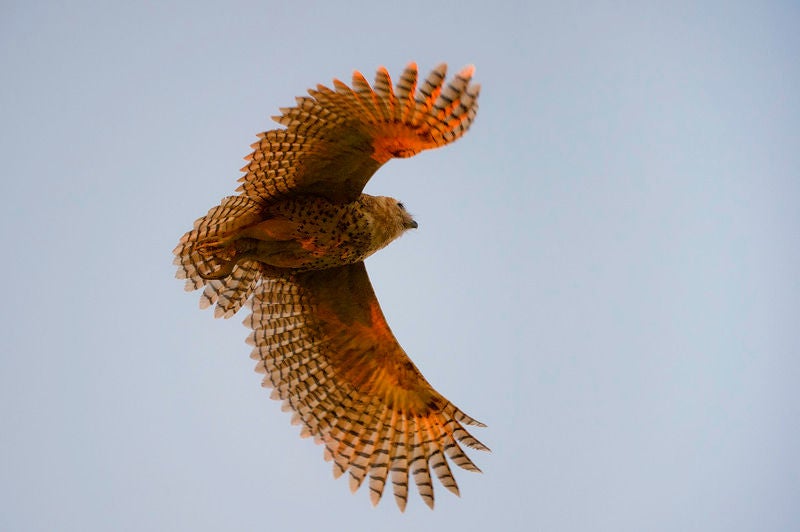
173 62 487 510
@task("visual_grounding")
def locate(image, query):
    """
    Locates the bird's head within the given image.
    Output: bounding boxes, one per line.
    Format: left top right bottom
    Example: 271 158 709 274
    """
362 195 418 253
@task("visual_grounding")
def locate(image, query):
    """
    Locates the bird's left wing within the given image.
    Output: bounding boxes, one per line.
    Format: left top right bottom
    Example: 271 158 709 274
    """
237 63 481 204
245 262 488 510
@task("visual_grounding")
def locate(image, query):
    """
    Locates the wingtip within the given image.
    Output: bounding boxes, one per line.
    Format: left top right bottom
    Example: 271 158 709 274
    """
349 474 360 493
459 64 475 78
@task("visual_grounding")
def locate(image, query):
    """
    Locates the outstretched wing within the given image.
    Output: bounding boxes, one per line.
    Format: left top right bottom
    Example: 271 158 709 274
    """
244 262 488 510
238 63 481 203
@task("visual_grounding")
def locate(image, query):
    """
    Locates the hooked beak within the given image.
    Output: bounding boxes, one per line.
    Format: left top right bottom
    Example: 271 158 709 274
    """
406 219 418 229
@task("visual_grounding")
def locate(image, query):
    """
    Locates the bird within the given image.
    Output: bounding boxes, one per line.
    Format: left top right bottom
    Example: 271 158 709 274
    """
173 62 488 511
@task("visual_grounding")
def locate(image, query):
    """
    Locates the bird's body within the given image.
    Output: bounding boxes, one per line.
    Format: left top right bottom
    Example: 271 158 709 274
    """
187 194 414 278
174 62 487 511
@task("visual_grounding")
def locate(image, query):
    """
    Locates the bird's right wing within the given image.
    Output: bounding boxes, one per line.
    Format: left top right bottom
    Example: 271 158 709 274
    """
237 63 481 204
245 262 488 510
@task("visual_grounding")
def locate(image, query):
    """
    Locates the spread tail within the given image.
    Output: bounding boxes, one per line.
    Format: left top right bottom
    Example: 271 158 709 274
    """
173 195 265 317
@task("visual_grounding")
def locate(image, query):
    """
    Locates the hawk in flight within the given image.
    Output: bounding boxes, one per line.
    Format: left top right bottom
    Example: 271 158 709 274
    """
174 62 487 510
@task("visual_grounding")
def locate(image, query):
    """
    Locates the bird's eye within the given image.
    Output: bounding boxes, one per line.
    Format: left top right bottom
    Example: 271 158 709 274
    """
397 202 405 210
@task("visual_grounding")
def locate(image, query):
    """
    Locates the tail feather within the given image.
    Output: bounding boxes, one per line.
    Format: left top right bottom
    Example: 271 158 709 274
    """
174 195 265 317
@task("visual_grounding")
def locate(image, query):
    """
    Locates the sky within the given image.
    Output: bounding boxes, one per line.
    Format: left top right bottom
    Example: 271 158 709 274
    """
1 1 799 531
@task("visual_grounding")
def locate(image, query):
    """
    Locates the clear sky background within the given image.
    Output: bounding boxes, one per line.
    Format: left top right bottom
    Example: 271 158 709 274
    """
2 1 798 531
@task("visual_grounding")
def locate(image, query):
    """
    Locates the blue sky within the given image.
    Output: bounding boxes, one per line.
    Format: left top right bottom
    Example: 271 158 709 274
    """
2 1 798 531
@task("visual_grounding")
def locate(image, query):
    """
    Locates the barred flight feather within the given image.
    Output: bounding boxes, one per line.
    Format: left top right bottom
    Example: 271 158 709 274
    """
248 266 489 510
229 62 480 204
